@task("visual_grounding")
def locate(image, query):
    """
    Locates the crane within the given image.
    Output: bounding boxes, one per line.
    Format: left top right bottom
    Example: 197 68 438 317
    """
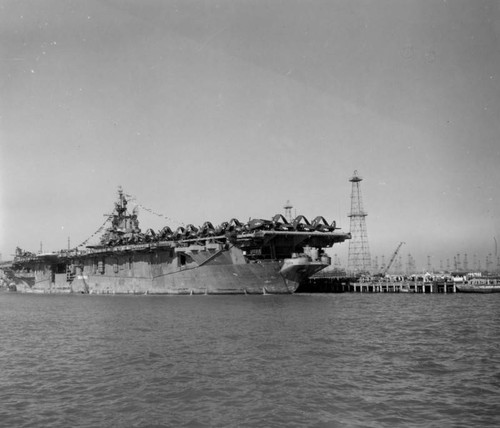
380 242 405 276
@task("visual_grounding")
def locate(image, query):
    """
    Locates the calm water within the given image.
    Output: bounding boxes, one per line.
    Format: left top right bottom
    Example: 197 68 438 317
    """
0 292 499 427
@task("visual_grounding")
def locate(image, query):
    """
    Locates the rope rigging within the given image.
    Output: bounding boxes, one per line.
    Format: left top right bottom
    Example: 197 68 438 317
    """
74 214 113 249
73 192 185 250
124 193 185 227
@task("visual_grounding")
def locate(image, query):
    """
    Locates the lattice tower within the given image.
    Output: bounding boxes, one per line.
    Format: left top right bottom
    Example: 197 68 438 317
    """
283 200 293 223
347 170 372 275
397 255 403 274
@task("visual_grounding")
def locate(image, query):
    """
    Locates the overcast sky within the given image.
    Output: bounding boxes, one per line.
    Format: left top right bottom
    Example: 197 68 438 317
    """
1 0 499 270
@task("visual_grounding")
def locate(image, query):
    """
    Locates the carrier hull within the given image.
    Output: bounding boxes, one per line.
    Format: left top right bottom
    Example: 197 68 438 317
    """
6 189 350 294
82 261 294 295
12 244 328 295
10 242 336 295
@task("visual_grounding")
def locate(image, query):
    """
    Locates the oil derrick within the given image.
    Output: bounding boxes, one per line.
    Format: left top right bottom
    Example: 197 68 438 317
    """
283 200 293 223
380 255 386 273
347 170 371 276
396 255 403 274
333 254 341 269
406 253 416 275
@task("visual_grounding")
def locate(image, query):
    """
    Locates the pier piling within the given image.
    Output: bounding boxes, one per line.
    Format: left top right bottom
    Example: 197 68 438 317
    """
298 276 457 293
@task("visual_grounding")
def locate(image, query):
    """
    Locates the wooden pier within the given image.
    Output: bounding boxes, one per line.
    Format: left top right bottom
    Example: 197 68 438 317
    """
298 276 457 293
348 280 456 293
296 276 351 293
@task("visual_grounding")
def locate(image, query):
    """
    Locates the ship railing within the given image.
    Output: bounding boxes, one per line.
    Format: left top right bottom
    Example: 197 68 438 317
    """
237 230 351 241
83 235 227 254
176 235 227 244
242 230 350 236
85 241 174 254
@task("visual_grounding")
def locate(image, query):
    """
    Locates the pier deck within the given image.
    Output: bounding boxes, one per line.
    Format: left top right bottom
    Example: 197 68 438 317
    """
299 276 457 293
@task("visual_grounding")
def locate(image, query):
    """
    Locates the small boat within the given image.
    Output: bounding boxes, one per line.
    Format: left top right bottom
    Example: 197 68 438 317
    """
456 277 500 293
